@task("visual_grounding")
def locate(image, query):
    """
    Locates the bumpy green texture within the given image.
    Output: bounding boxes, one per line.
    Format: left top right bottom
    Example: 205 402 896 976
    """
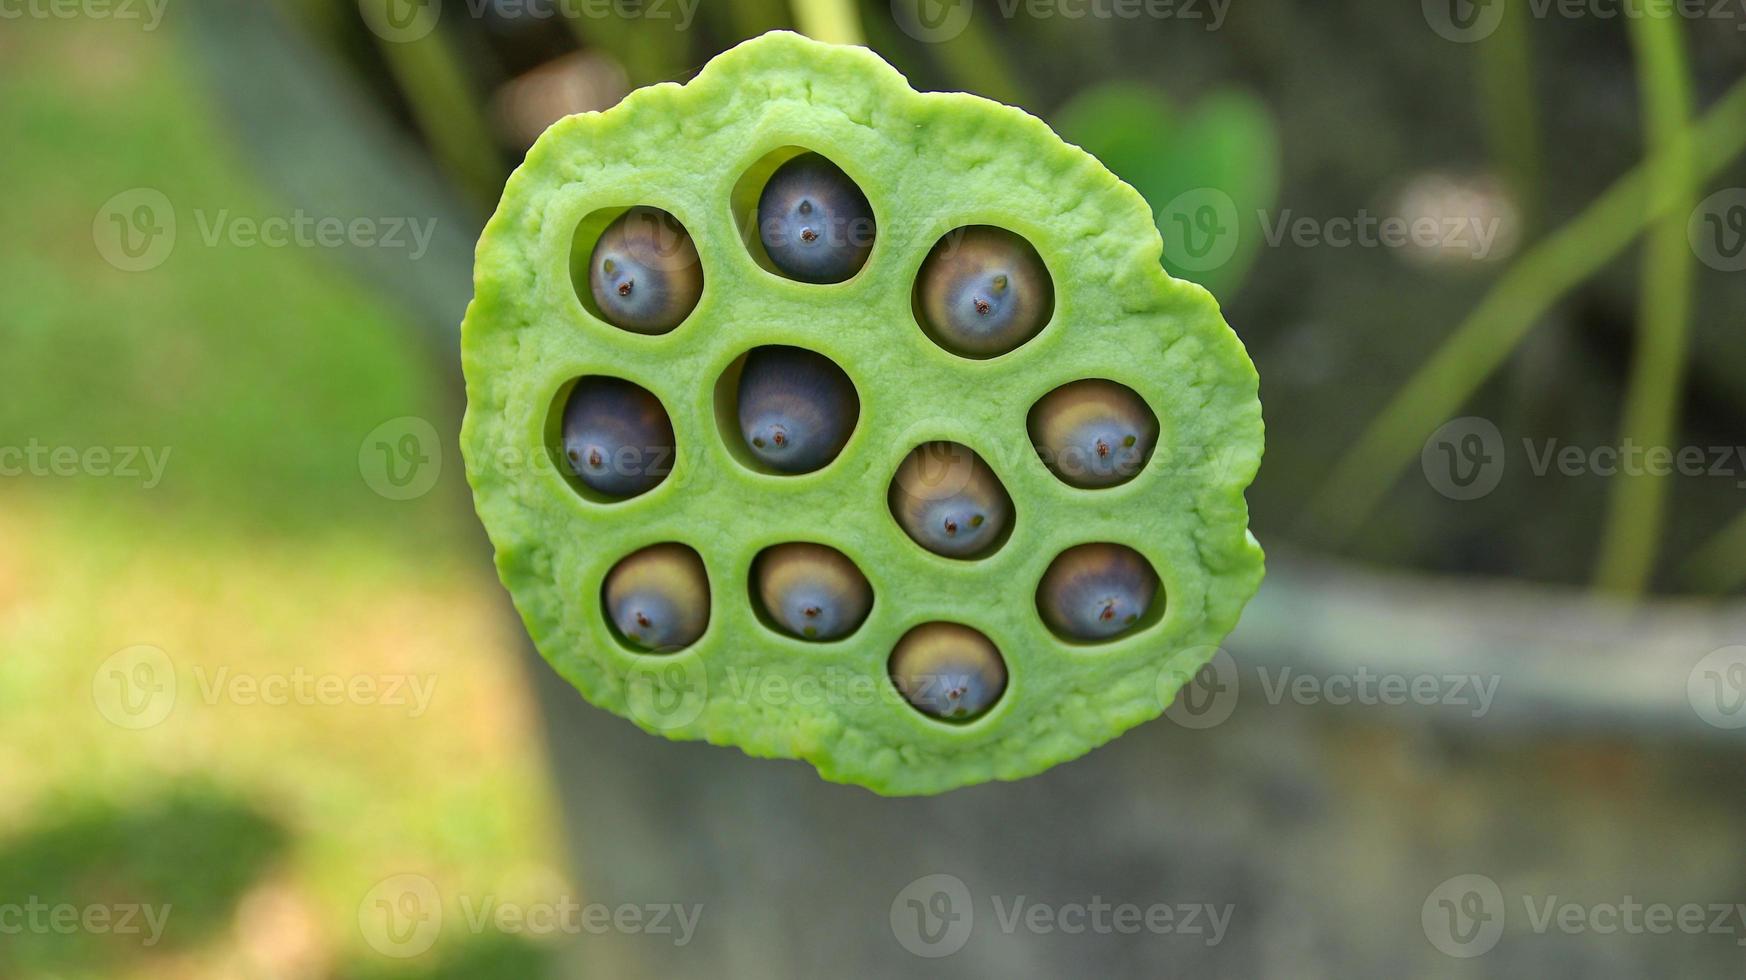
460 31 1264 795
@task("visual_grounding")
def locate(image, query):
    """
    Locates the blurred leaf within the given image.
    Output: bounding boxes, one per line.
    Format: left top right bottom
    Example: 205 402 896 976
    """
1054 83 1280 298
0 783 288 973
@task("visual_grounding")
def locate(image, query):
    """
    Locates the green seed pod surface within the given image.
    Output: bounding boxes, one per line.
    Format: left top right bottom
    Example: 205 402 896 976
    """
461 32 1264 796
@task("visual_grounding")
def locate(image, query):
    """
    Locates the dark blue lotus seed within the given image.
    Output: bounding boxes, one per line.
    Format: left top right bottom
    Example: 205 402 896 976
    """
736 346 858 473
588 206 703 334
754 543 873 641
889 623 1007 721
561 377 674 498
757 153 875 284
889 442 1012 558
916 226 1052 356
603 543 710 652
1037 543 1159 641
1029 379 1159 488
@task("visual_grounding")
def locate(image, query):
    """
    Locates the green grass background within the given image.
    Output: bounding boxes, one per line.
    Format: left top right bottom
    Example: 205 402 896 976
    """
0 17 564 980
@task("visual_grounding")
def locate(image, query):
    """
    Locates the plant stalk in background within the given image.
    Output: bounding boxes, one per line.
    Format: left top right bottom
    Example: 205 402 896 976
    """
1303 71 1746 548
1595 11 1696 595
1476 0 1542 231
793 0 864 46
369 27 503 211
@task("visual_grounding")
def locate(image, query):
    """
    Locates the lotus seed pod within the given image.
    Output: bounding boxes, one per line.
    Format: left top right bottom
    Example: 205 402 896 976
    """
1029 379 1159 489
1037 543 1160 641
461 33 1265 795
757 152 875 284
753 543 873 640
561 377 674 498
588 206 703 334
603 543 710 653
737 346 858 473
889 623 1007 721
916 225 1053 357
889 442 1012 559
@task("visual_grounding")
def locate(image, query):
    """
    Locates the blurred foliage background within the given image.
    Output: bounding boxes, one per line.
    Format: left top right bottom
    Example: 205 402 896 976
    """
3 0 1745 976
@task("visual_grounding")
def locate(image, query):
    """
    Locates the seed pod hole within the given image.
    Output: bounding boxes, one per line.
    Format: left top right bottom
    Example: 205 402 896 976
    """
888 442 1014 559
1029 379 1159 489
889 622 1007 722
548 376 676 501
1036 543 1162 643
751 543 874 641
731 146 876 284
914 225 1054 358
569 205 703 334
714 345 860 475
602 543 710 654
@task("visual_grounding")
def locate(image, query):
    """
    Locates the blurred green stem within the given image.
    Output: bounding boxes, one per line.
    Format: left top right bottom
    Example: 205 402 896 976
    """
1594 12 1695 595
792 0 863 45
857 3 1030 108
930 15 1030 108
1476 0 1540 229
1302 72 1746 544
563 11 688 84
726 0 789 40
370 29 501 210
1683 510 1746 592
